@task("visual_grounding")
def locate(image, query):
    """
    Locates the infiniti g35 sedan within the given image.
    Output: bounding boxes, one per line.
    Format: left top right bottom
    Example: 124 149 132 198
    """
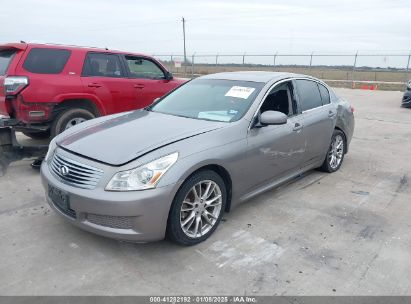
41 71 355 245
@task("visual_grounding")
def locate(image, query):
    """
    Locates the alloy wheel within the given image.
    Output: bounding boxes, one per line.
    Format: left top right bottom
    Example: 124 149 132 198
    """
65 117 86 130
180 180 222 238
328 134 344 169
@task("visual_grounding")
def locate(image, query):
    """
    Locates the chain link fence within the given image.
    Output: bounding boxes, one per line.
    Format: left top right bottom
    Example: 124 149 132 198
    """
153 52 411 90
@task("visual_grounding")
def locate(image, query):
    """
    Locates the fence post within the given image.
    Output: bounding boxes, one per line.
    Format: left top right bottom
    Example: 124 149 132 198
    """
191 53 195 78
273 52 277 69
242 52 246 65
352 51 358 89
215 54 219 66
309 52 314 68
170 55 173 73
405 51 411 85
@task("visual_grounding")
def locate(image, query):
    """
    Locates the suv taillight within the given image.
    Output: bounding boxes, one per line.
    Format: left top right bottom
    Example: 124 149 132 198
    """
4 76 29 96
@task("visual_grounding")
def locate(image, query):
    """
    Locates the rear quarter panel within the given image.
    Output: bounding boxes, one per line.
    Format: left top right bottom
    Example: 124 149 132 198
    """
14 46 85 103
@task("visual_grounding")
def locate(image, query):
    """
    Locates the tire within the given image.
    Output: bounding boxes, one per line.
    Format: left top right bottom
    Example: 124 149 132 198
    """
167 170 227 246
319 129 346 173
23 131 50 140
50 108 95 138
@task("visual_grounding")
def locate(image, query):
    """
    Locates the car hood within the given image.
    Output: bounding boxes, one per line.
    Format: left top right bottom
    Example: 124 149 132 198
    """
57 110 226 166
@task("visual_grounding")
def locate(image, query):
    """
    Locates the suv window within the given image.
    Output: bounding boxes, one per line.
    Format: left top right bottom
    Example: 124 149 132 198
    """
318 83 331 105
83 53 124 78
295 79 322 111
0 49 16 75
125 56 164 79
260 81 296 117
23 48 71 74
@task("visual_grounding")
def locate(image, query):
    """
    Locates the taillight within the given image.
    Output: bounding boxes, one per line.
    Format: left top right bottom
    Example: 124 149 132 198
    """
4 76 29 96
350 106 355 113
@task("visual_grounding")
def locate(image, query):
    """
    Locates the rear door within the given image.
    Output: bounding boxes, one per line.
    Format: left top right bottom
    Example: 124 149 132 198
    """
81 52 135 114
294 79 335 165
122 55 178 108
0 48 19 116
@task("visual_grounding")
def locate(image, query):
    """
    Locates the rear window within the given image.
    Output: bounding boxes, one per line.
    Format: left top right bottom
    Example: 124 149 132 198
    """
295 79 323 111
23 48 71 74
318 83 331 105
0 50 16 76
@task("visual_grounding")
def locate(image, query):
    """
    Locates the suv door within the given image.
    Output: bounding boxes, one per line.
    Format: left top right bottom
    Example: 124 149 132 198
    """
122 55 178 108
245 81 306 193
81 52 135 114
294 79 336 165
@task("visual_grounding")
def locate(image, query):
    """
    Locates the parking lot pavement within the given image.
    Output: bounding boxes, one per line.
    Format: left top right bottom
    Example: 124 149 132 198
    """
0 88 410 296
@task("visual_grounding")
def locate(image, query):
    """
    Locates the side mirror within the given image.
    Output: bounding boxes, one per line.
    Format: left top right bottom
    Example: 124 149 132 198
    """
259 111 288 126
165 71 173 81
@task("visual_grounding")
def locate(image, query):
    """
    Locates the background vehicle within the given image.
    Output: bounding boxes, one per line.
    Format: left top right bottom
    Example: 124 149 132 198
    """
0 42 186 139
402 80 411 107
41 72 355 245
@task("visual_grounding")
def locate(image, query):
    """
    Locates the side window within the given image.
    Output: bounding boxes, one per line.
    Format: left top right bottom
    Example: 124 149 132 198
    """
125 56 165 79
295 79 323 111
23 48 71 74
318 83 331 105
260 82 296 117
82 53 124 78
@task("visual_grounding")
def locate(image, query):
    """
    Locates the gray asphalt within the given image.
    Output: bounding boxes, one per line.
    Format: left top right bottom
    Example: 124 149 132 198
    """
0 88 410 295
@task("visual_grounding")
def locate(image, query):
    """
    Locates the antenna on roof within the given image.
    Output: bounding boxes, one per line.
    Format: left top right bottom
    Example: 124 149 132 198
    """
105 47 109 50
20 40 26 43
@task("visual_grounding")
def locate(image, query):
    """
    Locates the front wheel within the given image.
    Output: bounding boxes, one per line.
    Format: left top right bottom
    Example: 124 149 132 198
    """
50 108 95 138
167 170 227 246
319 129 346 173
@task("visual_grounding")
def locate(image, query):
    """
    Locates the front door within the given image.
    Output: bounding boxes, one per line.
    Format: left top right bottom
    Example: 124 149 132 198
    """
244 81 306 193
122 56 178 108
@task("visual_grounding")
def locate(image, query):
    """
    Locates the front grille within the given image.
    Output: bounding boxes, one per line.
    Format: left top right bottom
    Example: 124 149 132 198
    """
49 152 103 189
86 213 134 229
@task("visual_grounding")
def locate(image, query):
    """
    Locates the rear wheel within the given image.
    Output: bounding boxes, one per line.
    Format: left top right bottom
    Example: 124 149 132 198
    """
319 129 346 173
50 108 95 138
167 170 227 246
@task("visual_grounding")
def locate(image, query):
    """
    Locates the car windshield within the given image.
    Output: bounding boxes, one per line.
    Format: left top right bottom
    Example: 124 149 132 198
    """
150 79 264 122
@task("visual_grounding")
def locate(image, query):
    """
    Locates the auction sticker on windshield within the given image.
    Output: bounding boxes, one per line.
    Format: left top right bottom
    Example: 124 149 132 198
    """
225 86 255 99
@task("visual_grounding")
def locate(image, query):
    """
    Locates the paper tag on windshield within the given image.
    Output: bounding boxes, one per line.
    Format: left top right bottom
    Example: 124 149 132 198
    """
225 86 255 99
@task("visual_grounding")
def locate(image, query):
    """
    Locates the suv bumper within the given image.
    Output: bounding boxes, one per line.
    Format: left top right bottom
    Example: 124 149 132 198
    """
0 117 49 132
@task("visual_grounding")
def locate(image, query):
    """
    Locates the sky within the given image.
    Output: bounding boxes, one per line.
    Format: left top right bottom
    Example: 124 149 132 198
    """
1 0 410 67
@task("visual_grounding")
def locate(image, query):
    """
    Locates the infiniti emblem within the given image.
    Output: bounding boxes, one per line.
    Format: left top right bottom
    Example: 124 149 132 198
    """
59 165 70 176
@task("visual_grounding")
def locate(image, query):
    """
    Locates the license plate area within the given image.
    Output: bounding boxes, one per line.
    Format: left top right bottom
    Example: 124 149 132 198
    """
48 184 76 218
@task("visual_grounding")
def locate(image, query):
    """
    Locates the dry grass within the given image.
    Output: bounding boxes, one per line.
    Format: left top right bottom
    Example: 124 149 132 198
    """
161 63 409 91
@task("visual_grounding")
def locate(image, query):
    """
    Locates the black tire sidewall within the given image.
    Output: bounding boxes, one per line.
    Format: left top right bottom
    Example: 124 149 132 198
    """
51 108 95 138
167 170 227 246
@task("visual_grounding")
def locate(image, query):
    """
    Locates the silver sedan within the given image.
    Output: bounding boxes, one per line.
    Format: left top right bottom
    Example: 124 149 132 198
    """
41 72 355 245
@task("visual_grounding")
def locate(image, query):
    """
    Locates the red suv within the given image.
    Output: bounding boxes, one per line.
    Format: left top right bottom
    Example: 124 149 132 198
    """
0 43 186 138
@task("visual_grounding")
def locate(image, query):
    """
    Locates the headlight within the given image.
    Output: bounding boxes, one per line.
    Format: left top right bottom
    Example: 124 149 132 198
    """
106 152 179 191
45 138 57 162
407 80 411 90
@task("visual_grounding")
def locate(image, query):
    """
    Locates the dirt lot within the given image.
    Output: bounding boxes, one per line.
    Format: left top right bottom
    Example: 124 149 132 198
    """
0 88 410 296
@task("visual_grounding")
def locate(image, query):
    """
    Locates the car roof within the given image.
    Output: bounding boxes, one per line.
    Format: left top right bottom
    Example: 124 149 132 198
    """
199 71 312 83
0 42 147 56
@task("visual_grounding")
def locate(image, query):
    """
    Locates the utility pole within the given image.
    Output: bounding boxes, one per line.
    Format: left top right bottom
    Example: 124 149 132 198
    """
182 16 187 75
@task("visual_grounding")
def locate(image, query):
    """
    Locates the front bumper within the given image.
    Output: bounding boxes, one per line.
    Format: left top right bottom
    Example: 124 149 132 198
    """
40 157 179 242
402 90 411 107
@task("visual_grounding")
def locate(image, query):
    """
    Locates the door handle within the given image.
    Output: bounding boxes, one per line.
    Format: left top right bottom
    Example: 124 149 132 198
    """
293 122 303 132
88 83 102 88
134 84 145 89
328 110 336 118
